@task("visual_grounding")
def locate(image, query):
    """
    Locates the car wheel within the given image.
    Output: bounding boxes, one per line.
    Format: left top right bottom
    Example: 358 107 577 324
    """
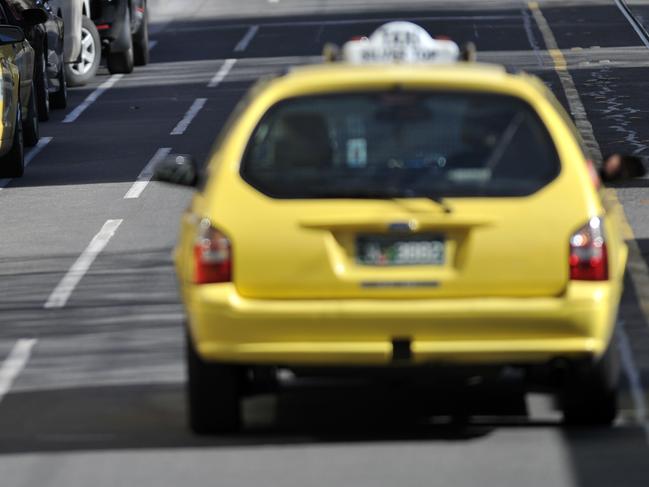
50 62 68 110
34 48 50 122
23 83 40 147
561 333 620 426
107 8 135 74
0 106 25 178
66 16 101 87
186 331 243 435
133 9 149 66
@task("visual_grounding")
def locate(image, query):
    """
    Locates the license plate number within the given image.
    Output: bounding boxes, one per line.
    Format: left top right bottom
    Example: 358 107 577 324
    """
357 234 445 266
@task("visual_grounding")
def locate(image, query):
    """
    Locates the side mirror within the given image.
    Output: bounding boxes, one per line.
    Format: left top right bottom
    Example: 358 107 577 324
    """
21 8 48 27
0 25 25 45
600 154 647 183
154 154 201 188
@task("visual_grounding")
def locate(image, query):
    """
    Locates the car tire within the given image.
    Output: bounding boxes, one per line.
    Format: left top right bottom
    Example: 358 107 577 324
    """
186 331 243 435
0 106 25 178
561 333 620 426
34 48 50 122
23 83 40 148
50 63 68 110
66 16 101 87
107 8 135 74
133 9 149 66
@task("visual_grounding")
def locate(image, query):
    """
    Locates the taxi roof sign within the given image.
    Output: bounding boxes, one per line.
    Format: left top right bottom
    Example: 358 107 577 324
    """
342 21 461 65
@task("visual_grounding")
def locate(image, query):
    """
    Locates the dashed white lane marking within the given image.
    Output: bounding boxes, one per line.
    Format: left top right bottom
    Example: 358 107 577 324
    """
171 98 207 135
235 25 259 52
208 58 237 88
0 339 37 404
0 136 53 190
63 74 124 124
44 219 123 309
268 0 279 3
124 147 172 199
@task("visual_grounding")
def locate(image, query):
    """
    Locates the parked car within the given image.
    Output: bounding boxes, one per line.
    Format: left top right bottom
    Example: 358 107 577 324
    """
91 0 149 74
49 0 100 86
0 0 67 121
0 24 39 177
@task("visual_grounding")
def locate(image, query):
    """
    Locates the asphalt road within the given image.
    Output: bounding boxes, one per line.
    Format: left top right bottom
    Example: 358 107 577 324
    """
2 0 649 485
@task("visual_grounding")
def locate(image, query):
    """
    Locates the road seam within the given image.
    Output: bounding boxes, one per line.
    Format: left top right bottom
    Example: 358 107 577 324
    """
530 0 649 433
124 147 172 199
171 98 207 135
208 59 237 88
0 339 37 404
44 219 124 309
63 74 124 124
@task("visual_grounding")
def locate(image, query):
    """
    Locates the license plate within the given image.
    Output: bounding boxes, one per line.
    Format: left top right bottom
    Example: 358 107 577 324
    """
356 234 445 266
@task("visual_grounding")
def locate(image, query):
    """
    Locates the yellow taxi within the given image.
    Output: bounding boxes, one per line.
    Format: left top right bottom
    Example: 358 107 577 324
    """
157 22 635 433
0 22 38 178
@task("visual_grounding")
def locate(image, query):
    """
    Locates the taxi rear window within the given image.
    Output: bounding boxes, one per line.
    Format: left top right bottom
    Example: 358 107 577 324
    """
241 91 561 199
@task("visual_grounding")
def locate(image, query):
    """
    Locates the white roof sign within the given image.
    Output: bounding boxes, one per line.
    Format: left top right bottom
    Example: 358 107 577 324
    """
343 21 461 65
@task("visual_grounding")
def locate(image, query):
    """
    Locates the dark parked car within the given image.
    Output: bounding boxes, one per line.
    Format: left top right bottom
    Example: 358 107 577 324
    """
0 0 67 121
90 0 148 74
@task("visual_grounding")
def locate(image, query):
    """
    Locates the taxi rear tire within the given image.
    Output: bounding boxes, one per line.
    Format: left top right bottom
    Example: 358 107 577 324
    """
186 332 243 434
23 83 40 148
1 106 25 178
560 334 619 426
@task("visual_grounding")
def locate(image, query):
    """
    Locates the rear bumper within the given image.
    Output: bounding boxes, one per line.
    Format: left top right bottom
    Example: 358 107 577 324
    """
185 282 622 366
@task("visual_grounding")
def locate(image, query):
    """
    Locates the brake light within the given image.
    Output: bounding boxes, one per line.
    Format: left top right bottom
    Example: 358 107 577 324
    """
193 219 232 284
569 217 608 281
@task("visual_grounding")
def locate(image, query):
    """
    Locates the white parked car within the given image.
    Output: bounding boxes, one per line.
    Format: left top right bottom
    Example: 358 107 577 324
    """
49 0 100 86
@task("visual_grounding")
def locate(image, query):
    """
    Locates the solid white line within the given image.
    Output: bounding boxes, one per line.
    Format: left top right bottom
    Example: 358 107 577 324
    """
124 147 172 199
0 136 54 191
235 25 259 52
63 74 124 124
44 219 123 309
0 339 37 404
208 58 237 88
615 0 649 49
171 98 207 135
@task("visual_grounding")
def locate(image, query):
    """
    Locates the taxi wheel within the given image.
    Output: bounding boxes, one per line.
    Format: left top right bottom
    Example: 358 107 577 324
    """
50 64 68 110
23 84 40 148
35 50 50 122
66 17 101 87
186 333 243 434
0 106 25 178
560 334 619 426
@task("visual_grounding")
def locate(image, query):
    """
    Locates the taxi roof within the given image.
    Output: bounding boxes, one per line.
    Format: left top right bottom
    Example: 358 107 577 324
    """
261 61 548 103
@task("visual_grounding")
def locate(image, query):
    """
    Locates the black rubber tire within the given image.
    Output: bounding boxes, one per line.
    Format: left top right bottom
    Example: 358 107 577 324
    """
50 62 68 110
23 83 39 148
65 17 101 87
0 106 25 178
34 48 50 122
186 332 243 435
133 11 149 66
561 333 620 426
107 8 134 74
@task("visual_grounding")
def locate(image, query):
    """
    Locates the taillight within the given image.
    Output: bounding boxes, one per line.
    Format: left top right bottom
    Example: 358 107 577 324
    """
193 219 232 284
569 217 608 281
